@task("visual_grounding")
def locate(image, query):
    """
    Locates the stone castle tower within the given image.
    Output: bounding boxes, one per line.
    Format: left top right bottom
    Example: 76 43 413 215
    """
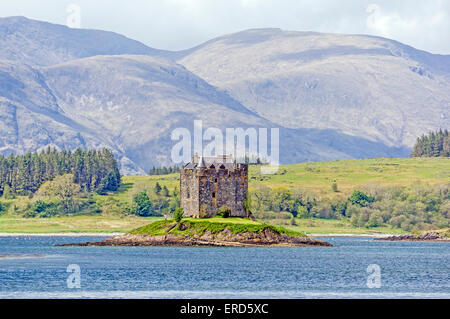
180 154 248 218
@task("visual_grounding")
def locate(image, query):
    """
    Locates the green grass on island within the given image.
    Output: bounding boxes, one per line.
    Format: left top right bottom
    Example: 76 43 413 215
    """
0 157 448 234
129 217 307 238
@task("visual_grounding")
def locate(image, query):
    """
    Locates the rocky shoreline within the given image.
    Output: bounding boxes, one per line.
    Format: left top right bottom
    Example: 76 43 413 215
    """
375 232 450 242
57 224 333 247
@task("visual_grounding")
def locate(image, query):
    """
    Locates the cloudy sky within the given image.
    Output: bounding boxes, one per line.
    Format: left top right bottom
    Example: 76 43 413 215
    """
2 0 449 54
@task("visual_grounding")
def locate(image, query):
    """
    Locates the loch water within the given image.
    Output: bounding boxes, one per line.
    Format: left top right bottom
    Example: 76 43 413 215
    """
0 236 449 298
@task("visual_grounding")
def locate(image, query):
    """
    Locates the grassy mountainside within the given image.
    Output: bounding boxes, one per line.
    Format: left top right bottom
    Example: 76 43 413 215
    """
249 157 450 195
0 157 448 233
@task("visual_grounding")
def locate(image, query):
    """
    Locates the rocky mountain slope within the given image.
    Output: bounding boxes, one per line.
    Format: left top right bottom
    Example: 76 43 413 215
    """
178 28 450 148
1 17 448 174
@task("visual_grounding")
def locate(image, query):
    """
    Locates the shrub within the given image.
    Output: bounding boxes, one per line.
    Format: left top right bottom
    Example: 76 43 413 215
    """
131 191 153 216
33 200 48 213
296 205 309 219
217 206 231 218
162 186 169 197
331 182 339 192
36 174 81 213
349 190 375 207
2 185 15 199
38 205 59 218
256 211 278 219
312 202 336 219
330 200 347 217
23 201 59 218
0 202 6 216
174 207 184 222
365 215 384 228
154 182 162 194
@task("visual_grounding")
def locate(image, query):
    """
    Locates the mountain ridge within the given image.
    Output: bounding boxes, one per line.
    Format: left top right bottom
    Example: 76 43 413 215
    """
0 17 447 174
177 28 450 147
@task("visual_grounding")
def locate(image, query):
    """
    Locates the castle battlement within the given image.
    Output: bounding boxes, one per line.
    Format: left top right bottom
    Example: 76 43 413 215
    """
180 154 248 218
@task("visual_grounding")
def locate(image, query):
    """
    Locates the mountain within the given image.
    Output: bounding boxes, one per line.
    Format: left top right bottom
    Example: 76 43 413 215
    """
178 28 450 147
1 52 404 174
0 16 169 66
0 17 447 174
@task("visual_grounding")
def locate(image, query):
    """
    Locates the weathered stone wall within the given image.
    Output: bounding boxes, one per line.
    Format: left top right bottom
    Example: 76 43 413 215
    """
180 163 248 218
180 168 199 217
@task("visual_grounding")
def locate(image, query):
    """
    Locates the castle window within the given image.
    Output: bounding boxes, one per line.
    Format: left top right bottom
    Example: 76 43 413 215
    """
212 192 216 198
187 191 190 198
215 178 218 183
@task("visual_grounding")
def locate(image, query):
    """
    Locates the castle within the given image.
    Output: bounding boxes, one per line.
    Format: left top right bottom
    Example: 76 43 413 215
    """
180 154 248 218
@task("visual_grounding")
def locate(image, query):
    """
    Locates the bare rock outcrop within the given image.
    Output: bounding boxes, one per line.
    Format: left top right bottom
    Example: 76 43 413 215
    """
375 232 450 242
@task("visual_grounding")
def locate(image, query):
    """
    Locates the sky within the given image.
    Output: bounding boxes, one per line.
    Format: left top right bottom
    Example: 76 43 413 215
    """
1 0 449 54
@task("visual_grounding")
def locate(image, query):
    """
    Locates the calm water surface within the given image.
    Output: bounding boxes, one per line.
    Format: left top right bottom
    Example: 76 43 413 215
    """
0 236 449 298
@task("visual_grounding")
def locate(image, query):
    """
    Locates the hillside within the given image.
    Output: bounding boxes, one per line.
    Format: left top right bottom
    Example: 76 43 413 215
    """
1 17 449 174
248 157 450 196
178 28 450 148
0 157 448 234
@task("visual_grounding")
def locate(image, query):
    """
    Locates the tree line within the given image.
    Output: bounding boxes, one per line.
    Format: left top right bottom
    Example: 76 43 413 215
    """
149 166 180 175
0 147 121 197
249 183 449 232
411 129 450 157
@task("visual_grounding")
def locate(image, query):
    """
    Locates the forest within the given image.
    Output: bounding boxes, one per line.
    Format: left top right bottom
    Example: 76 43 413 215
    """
0 147 121 196
411 129 450 157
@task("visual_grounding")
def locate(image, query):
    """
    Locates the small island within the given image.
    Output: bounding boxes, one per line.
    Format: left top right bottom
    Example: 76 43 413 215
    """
59 217 332 247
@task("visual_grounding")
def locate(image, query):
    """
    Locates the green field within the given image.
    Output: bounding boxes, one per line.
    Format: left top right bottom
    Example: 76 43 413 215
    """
0 157 448 234
0 214 162 233
249 157 450 196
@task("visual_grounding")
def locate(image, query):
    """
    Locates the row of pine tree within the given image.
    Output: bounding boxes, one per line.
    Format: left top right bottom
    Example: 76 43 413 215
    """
149 166 180 175
0 147 121 196
411 129 450 157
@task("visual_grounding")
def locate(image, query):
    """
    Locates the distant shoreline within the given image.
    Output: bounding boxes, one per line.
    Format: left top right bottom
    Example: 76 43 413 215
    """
309 233 392 238
0 232 391 238
0 232 124 237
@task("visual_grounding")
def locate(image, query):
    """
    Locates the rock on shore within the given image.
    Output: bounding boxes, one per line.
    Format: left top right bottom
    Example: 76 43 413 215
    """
375 232 450 242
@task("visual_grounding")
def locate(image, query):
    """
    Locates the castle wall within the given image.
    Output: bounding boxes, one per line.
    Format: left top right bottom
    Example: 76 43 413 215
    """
180 163 248 218
180 168 200 217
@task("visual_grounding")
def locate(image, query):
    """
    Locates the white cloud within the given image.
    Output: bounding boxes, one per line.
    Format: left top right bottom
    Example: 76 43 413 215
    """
365 2 449 52
0 0 449 54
